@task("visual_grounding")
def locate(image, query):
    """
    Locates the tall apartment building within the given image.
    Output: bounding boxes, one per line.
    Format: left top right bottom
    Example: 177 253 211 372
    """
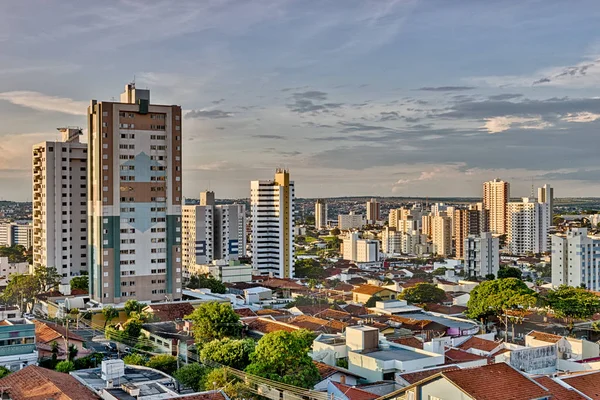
538 184 554 249
342 232 379 262
422 214 432 237
507 196 550 255
483 178 509 235
87 84 183 304
454 208 481 259
382 227 401 254
432 215 452 257
315 199 328 230
182 191 245 278
552 228 600 291
0 222 33 249
338 212 365 230
32 127 88 284
250 169 294 278
465 233 499 278
366 198 380 223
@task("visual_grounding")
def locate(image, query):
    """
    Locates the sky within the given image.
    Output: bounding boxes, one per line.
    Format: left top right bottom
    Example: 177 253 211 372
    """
2 0 600 200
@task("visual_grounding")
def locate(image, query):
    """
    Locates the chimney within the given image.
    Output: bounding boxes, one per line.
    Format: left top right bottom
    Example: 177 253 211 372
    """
340 375 346 385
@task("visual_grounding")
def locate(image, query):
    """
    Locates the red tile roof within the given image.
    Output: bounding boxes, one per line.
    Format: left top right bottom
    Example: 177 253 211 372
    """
331 382 379 400
561 371 600 398
313 361 361 380
425 303 467 315
145 302 195 321
444 348 487 363
246 317 300 334
0 365 100 400
314 308 352 321
34 321 85 344
352 285 391 296
178 391 228 400
527 330 563 343
343 304 368 316
234 308 257 317
261 278 306 290
458 337 502 353
534 376 587 400
294 305 332 316
398 366 459 384
442 363 549 400
289 315 347 333
391 336 423 349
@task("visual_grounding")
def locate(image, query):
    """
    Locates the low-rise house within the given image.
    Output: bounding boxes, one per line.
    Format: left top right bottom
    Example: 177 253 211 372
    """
141 322 194 357
367 300 422 315
245 316 300 337
352 285 398 304
313 334 349 366
313 362 361 391
525 330 600 361
288 315 347 334
0 305 21 319
443 348 488 368
0 318 38 371
326 381 379 400
457 336 504 357
144 302 195 322
35 320 89 360
395 366 459 387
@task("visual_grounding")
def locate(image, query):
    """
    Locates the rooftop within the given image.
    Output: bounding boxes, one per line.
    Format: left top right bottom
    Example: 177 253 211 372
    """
72 365 171 391
394 312 478 331
534 376 587 400
352 284 392 296
397 366 459 384
457 337 502 353
363 347 433 362
444 348 487 363
330 381 379 400
35 320 85 343
144 302 195 321
561 370 600 398
526 330 564 343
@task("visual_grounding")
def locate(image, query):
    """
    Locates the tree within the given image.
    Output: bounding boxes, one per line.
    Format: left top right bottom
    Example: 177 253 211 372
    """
205 368 252 399
70 275 89 291
187 274 226 294
0 366 11 378
485 274 495 280
55 361 75 373
365 295 383 307
466 278 537 321
200 338 256 369
1 273 38 311
102 306 119 328
330 228 341 236
123 353 147 366
146 354 178 375
336 358 348 369
285 296 329 308
543 285 600 333
51 341 59 365
0 245 27 263
34 266 61 292
124 300 145 316
432 267 447 276
186 302 242 342
294 259 326 279
245 330 320 389
172 363 211 391
67 344 78 362
497 267 522 280
400 283 446 304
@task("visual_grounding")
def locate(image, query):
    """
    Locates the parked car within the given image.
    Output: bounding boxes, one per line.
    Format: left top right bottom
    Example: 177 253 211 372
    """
23 313 35 320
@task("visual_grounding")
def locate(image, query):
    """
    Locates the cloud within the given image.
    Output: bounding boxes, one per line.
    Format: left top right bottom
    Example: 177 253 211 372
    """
482 116 552 134
185 109 234 119
539 169 600 181
253 134 287 140
488 93 523 101
212 98 225 105
0 91 86 115
417 86 475 92
562 112 600 123
380 111 401 121
395 167 445 185
292 91 328 101
339 122 388 132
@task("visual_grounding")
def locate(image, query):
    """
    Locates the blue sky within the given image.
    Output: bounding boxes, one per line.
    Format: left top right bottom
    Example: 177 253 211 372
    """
2 0 600 200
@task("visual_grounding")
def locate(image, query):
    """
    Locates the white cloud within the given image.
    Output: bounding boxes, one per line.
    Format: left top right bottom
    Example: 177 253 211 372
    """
0 91 87 115
482 116 552 134
562 112 600 123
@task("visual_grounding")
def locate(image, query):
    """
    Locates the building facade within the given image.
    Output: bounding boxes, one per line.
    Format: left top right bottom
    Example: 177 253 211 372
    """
0 319 37 371
483 178 509 235
432 215 452 257
338 212 365 230
366 198 380 223
507 196 550 255
0 222 33 249
453 208 481 259
88 84 182 304
250 169 295 278
343 232 379 262
32 128 88 284
552 228 600 291
315 199 328 230
464 233 499 278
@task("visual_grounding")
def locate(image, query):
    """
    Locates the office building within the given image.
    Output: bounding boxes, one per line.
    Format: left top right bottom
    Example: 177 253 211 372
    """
182 191 246 278
552 228 600 291
87 83 183 304
338 212 365 230
366 198 380 223
432 215 452 257
0 222 33 249
32 127 88 284
315 199 328 230
342 232 379 262
250 169 295 278
453 208 481 259
464 233 499 278
507 197 550 255
483 178 509 235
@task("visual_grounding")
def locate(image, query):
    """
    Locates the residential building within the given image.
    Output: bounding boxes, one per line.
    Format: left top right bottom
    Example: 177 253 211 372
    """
352 285 398 304
507 196 550 255
421 214 432 237
32 127 88 284
338 212 365 230
366 198 380 223
464 233 499 278
470 202 488 233
453 208 481 259
0 222 33 249
538 183 554 249
87 83 183 304
187 260 252 283
250 169 295 278
382 227 401 254
0 318 37 371
343 232 379 263
182 191 245 278
483 178 509 235
0 257 30 289
432 215 452 257
315 199 328 229
35 320 89 360
552 228 600 290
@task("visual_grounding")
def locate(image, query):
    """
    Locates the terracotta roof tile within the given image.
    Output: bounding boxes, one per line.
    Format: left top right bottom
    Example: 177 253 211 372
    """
343 304 368 316
289 315 347 334
390 336 423 349
314 308 352 321
534 376 587 400
261 278 306 290
177 391 228 400
246 317 300 334
425 303 467 315
458 337 502 353
444 348 487 363
145 302 195 321
255 309 291 317
294 305 332 316
313 361 362 380
442 363 549 400
352 284 390 296
0 365 100 400
527 330 563 343
561 371 600 398
34 321 85 344
331 382 379 400
234 308 257 317
398 366 459 384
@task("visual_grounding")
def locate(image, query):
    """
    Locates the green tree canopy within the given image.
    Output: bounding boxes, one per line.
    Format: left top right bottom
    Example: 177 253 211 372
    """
245 329 320 389
146 354 178 375
1 273 38 311
173 363 212 391
123 353 146 366
102 306 119 328
466 278 537 320
330 228 341 236
200 338 256 369
543 285 600 331
497 266 522 280
204 368 252 399
186 302 242 343
124 300 145 316
0 366 11 378
0 245 27 263
70 275 89 291
285 295 329 309
365 295 383 307
432 267 447 276
400 283 446 304
294 259 326 279
187 274 226 294
55 361 75 373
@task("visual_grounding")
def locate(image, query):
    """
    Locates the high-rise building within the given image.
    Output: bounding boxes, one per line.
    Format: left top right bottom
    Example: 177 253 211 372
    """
342 232 379 262
422 214 432 238
87 83 183 304
315 199 328 230
507 196 550 255
483 179 509 235
366 198 380 223
552 228 600 291
338 212 365 230
432 215 452 257
470 202 488 233
538 184 554 249
250 169 295 278
0 222 33 249
182 192 246 278
454 208 481 259
32 127 88 284
382 227 401 254
465 233 499 278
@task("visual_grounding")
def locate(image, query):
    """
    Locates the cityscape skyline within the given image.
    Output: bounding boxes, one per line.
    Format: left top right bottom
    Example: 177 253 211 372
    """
2 1 600 200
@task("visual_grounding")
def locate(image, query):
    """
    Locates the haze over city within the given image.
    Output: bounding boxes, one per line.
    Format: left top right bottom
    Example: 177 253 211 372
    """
2 0 600 199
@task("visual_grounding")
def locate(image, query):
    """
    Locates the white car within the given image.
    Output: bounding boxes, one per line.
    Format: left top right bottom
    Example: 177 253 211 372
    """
23 313 35 319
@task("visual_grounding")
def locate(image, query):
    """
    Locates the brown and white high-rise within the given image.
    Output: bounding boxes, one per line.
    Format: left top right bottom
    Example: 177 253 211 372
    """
483 179 510 235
